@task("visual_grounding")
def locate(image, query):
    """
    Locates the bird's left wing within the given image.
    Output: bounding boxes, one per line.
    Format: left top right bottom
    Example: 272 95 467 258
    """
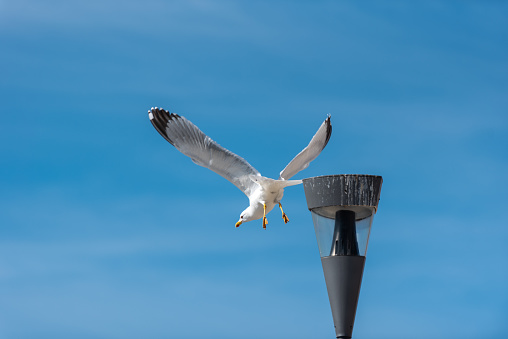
149 107 261 197
278 115 332 180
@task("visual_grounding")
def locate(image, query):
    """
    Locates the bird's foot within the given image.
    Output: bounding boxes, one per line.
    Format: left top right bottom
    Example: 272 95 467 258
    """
262 203 268 229
279 203 289 224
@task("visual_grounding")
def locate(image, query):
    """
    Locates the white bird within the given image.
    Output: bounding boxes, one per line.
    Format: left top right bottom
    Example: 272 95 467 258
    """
148 107 332 229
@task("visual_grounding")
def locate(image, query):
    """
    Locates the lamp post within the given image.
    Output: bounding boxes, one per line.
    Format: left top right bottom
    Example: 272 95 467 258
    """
302 174 383 339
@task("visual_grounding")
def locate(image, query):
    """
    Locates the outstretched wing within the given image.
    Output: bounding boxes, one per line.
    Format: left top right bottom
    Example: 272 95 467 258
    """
149 107 261 197
279 115 332 180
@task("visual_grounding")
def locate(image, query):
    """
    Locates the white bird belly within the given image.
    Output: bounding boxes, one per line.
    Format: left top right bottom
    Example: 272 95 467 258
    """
249 187 283 217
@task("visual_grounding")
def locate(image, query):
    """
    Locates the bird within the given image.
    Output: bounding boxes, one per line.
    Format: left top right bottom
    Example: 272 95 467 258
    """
148 107 332 229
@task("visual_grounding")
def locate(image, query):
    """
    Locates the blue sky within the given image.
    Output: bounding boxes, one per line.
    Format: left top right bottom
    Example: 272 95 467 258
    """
1 1 507 338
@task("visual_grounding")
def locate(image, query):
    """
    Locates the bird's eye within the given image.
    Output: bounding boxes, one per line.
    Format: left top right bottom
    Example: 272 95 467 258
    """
241 216 244 219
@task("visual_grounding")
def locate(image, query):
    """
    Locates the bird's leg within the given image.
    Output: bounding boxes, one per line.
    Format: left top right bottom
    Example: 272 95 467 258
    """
262 203 268 229
279 202 289 224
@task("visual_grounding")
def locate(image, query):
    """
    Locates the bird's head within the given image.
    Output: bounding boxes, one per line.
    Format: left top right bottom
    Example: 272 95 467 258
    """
235 206 255 227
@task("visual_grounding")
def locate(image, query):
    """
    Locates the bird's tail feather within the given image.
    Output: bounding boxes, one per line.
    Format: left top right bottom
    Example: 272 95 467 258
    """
280 179 302 187
249 175 302 189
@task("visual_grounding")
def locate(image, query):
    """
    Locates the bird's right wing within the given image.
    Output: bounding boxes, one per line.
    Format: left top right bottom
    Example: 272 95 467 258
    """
279 115 332 180
149 107 261 197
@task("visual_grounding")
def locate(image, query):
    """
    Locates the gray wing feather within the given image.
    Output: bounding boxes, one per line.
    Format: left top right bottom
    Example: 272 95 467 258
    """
149 107 260 197
279 115 332 180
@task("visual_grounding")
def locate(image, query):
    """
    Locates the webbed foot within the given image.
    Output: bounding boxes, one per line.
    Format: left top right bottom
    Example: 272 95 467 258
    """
279 202 289 224
262 203 268 229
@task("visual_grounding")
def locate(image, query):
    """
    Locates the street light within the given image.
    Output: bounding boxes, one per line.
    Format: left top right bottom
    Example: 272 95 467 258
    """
302 174 383 339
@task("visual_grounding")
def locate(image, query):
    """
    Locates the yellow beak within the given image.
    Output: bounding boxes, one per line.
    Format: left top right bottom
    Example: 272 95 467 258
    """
235 220 243 228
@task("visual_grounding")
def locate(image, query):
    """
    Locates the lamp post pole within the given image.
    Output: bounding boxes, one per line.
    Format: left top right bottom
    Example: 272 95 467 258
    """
303 175 383 339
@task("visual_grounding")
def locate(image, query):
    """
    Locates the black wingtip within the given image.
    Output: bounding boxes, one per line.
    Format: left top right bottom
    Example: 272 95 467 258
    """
148 107 181 146
322 115 332 150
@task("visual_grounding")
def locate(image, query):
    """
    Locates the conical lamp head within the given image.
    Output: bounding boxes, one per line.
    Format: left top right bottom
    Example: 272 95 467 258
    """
303 175 383 338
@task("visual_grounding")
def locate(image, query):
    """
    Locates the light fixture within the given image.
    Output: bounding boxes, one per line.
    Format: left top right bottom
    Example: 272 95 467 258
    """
303 174 383 338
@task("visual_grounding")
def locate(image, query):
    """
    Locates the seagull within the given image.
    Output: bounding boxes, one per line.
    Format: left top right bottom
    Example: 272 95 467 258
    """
148 107 331 229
